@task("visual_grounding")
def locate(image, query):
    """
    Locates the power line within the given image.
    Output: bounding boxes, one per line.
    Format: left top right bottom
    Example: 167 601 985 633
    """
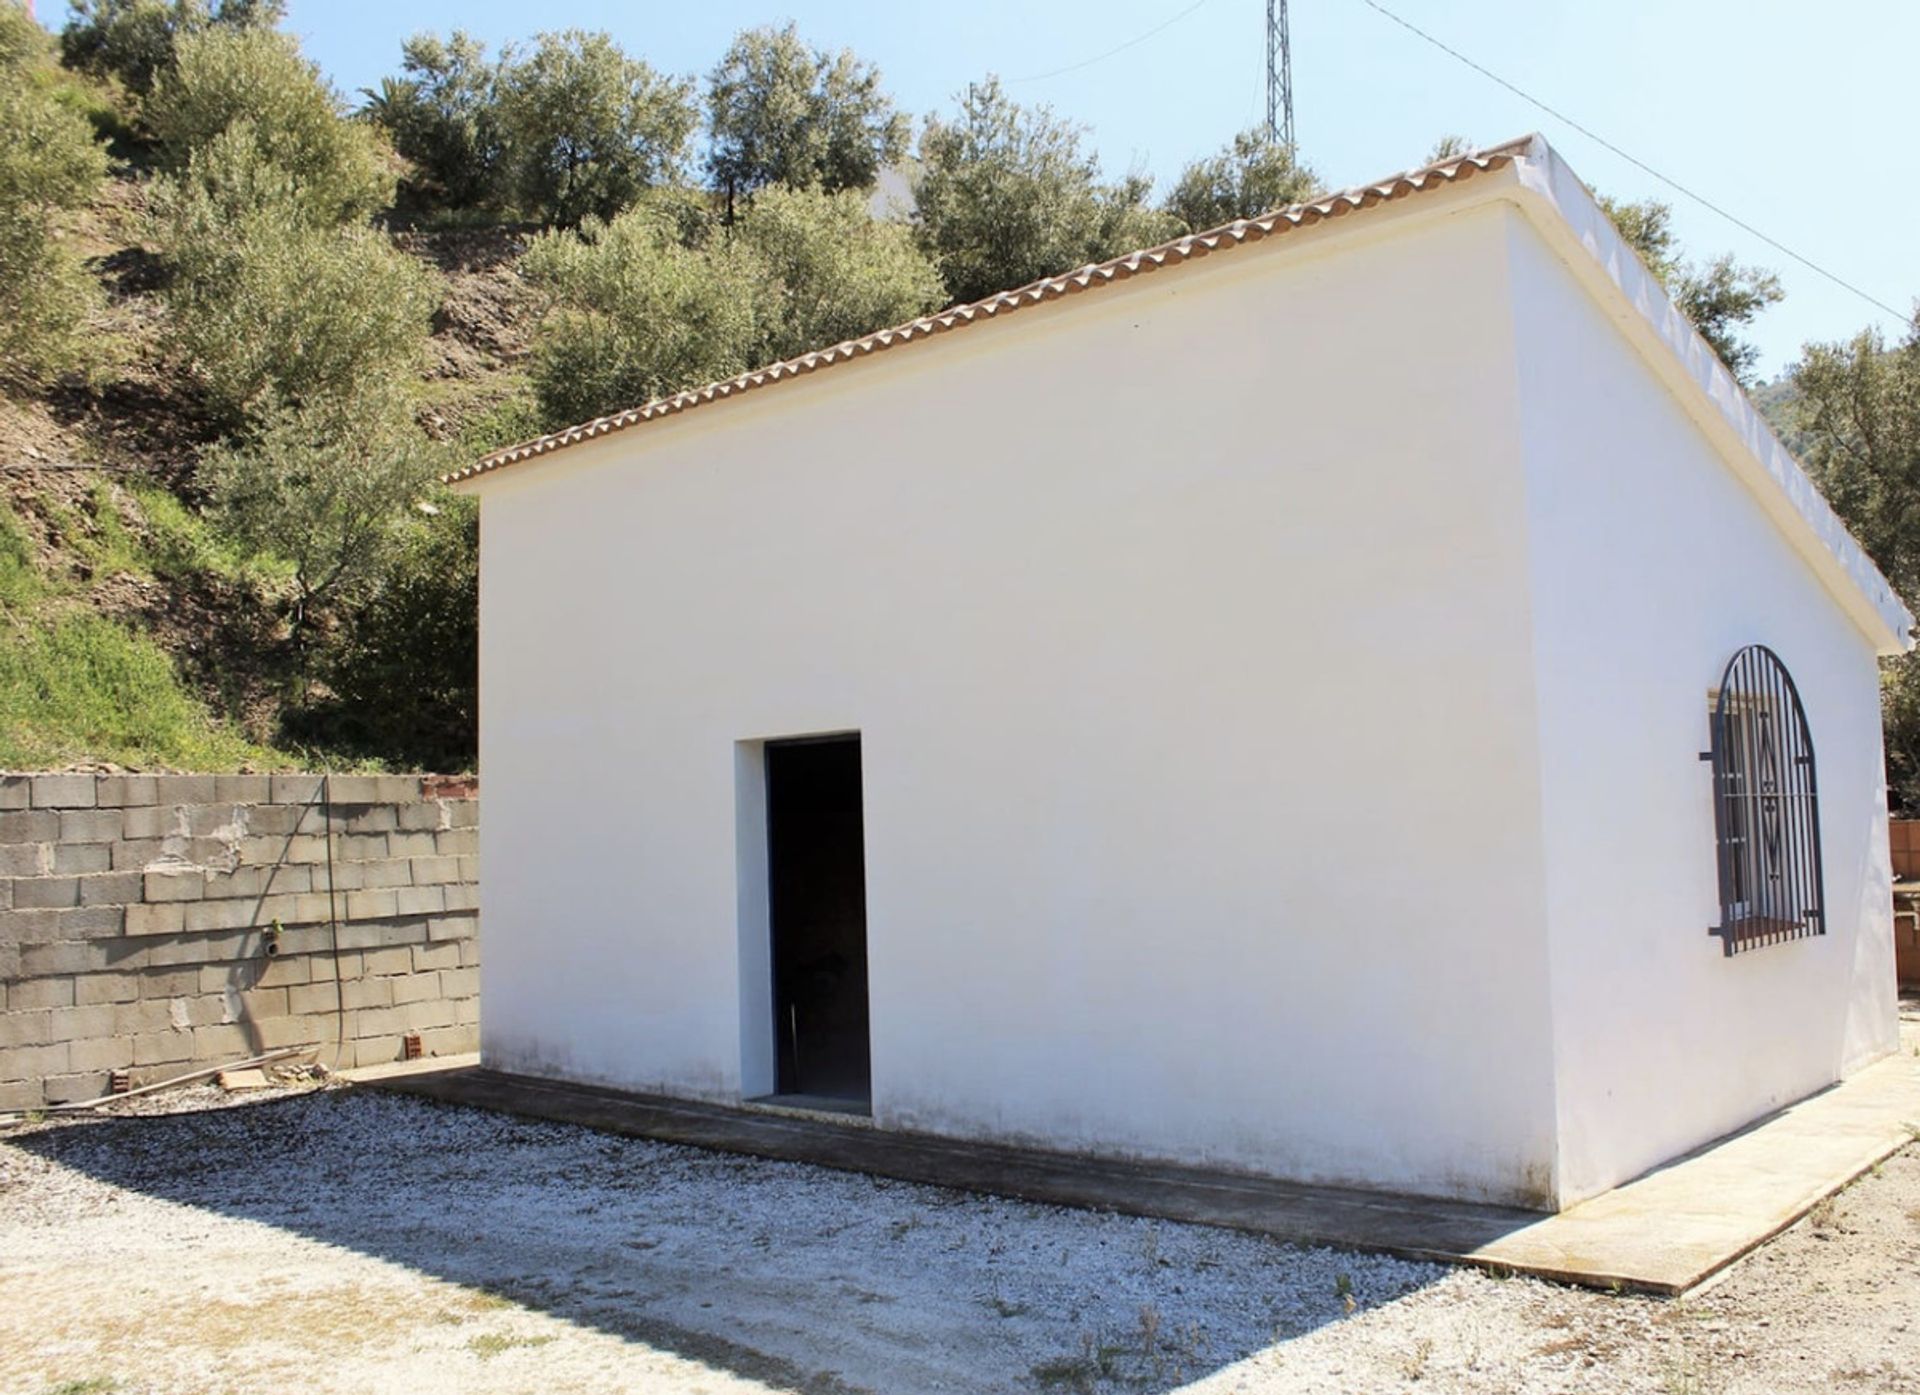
1010 0 1215 84
1356 0 1911 325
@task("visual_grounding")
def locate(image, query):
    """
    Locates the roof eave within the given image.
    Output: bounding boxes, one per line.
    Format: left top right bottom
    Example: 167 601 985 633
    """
446 137 1534 493
1498 138 1913 655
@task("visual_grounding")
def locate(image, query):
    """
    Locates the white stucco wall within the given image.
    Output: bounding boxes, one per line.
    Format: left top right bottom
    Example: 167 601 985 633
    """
1507 213 1900 1206
475 194 1569 1206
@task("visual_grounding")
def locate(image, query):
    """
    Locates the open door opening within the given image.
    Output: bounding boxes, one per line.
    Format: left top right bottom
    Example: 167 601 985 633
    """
764 734 870 1111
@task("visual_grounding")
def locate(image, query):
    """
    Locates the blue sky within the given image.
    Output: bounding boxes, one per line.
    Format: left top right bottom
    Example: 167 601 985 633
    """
276 0 1912 379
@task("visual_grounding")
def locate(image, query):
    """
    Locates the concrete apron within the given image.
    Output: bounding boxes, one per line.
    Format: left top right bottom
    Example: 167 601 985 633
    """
368 1024 1920 1298
1473 1017 1920 1294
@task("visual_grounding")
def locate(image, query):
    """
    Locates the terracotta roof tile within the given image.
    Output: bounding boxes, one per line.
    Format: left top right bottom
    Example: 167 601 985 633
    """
447 138 1532 486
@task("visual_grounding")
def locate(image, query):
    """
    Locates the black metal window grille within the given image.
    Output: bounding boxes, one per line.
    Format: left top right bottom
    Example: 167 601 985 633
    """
1702 644 1825 955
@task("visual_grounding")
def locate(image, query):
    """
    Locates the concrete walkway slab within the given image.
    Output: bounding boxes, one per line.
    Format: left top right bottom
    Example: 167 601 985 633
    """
339 1052 480 1085
1471 1022 1920 1293
370 1027 1920 1297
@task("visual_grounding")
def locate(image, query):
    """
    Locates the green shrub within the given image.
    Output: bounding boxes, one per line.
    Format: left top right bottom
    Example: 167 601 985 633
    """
0 1 50 72
60 0 284 98
0 609 267 769
0 72 110 385
735 184 942 365
364 29 506 216
1164 128 1318 232
497 29 696 226
523 183 946 426
148 25 391 224
199 391 451 628
155 150 438 423
523 195 762 426
705 24 908 209
915 77 1180 305
307 494 476 771
453 384 544 456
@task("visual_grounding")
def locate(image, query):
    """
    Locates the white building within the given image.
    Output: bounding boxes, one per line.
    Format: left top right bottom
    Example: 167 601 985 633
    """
451 136 1910 1211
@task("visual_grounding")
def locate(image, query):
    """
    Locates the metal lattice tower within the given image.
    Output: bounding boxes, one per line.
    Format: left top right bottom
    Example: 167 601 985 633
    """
1266 0 1295 152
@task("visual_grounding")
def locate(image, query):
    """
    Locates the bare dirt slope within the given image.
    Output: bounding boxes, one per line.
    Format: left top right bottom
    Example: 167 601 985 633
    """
1 1088 1916 1395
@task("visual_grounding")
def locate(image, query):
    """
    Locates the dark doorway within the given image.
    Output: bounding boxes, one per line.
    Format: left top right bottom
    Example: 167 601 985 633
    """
765 735 870 1109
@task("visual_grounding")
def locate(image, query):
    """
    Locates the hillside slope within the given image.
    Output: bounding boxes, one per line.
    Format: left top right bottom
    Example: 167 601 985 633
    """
0 170 528 771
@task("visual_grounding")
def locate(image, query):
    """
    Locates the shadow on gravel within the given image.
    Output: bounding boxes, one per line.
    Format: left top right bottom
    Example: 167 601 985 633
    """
8 1089 1449 1393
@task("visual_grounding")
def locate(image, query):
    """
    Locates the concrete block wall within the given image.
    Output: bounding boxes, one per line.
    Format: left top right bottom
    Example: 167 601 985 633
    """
0 772 479 1110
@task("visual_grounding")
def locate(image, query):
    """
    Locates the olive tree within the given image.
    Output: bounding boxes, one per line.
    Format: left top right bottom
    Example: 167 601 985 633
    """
706 25 908 217
60 0 283 97
914 78 1179 306
521 194 762 426
154 138 437 424
497 30 697 226
364 30 506 216
148 25 391 225
199 389 451 636
1602 196 1783 385
1785 319 1920 806
735 184 943 364
1164 128 1317 232
0 12 110 384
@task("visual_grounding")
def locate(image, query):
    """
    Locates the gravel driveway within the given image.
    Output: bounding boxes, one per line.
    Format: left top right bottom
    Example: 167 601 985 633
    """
2 1086 1916 1394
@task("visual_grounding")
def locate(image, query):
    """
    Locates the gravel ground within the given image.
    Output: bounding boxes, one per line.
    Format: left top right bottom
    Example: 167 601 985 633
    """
1 1085 1916 1395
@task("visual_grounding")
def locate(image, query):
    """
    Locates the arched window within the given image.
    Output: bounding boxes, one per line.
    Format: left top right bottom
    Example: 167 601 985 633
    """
1703 645 1825 955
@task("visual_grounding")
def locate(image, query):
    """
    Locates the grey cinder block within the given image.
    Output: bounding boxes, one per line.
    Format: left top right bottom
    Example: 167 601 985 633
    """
49 1004 118 1040
119 806 180 840
411 942 460 972
0 1010 54 1048
75 974 140 1006
95 775 158 808
58 810 124 844
0 811 59 844
214 775 272 804
78 872 142 907
438 967 480 999
68 1036 134 1073
389 973 442 1005
357 859 412 890
394 885 445 916
359 946 413 977
374 775 422 804
125 902 186 937
387 831 438 859
344 888 399 922
152 775 217 805
426 910 479 941
270 774 325 806
31 775 96 809
8 977 76 1011
131 1032 193 1068
409 856 461 886
322 775 382 804
13 877 80 910
21 941 98 976
182 899 257 935
52 844 111 876
0 843 52 877
341 804 397 834
395 802 445 832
